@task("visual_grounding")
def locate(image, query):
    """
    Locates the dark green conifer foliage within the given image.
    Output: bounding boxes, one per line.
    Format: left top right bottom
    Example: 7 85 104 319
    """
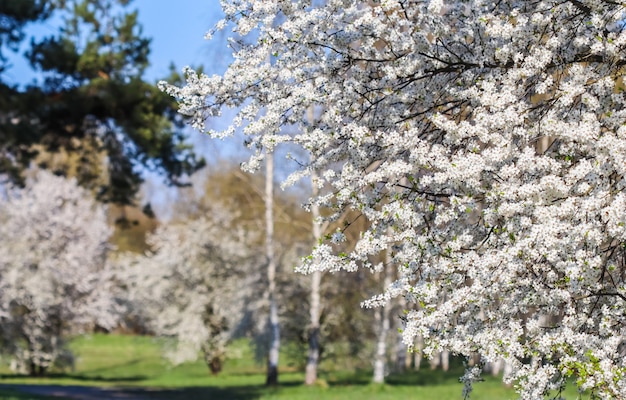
0 0 204 204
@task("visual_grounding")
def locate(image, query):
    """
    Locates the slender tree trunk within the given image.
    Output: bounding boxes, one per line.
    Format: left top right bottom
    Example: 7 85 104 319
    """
414 334 424 370
490 358 504 377
304 105 323 385
395 296 407 373
305 169 322 385
305 274 321 384
265 152 280 386
372 248 393 383
406 345 413 370
441 349 450 372
29 360 37 377
430 351 441 370
503 358 513 384
395 331 406 373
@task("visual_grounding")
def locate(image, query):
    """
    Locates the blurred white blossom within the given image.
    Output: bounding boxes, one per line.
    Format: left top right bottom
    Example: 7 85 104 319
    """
116 206 262 372
0 171 114 374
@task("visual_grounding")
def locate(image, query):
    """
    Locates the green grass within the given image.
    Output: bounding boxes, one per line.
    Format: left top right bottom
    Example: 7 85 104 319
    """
0 334 587 399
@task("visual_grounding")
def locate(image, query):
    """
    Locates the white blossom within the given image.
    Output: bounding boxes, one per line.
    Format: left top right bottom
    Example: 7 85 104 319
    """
116 206 262 370
0 171 114 374
164 0 626 397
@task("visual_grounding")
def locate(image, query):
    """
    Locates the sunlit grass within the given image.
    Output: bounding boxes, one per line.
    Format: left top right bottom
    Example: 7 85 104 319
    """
0 334 587 399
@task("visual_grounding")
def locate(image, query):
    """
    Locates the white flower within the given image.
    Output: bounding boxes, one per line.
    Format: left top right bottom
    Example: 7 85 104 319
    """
164 0 626 397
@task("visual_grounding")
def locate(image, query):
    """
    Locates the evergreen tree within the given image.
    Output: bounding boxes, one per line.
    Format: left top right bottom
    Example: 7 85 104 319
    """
0 0 204 204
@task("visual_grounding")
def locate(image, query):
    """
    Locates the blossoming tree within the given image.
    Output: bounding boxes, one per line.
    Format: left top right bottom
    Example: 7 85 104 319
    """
162 0 626 397
118 206 263 373
0 171 115 375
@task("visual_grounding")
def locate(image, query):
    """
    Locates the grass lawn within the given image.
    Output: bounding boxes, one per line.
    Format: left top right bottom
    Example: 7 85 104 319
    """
0 334 585 399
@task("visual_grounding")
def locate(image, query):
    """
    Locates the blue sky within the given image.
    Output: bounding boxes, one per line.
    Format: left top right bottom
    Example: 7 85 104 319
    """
132 0 250 214
134 0 229 81
4 0 228 85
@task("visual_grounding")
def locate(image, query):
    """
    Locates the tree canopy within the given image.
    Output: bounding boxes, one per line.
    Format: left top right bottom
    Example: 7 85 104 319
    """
0 0 204 204
0 170 116 375
163 0 626 398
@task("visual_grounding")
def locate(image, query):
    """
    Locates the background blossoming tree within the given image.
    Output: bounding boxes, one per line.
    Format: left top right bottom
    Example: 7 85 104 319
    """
115 164 314 377
162 0 626 398
0 171 116 375
118 207 261 373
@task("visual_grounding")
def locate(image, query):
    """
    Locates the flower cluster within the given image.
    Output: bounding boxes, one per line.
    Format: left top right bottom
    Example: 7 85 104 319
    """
163 0 626 397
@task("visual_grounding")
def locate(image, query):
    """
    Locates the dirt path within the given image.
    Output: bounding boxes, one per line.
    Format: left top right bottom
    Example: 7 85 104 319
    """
1 384 159 400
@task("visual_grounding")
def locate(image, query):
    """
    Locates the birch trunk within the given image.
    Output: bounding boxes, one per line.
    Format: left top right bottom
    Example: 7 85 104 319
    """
430 351 441 370
490 358 504 376
372 248 393 383
395 331 406 373
441 349 450 372
265 152 280 386
305 168 322 385
414 334 424 370
395 296 407 373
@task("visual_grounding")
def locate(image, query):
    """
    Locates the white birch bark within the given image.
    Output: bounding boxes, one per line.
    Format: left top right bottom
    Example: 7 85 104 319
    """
490 358 504 377
414 334 424 370
265 152 280 386
305 167 322 385
395 322 407 373
430 351 441 370
441 349 450 372
372 248 393 383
